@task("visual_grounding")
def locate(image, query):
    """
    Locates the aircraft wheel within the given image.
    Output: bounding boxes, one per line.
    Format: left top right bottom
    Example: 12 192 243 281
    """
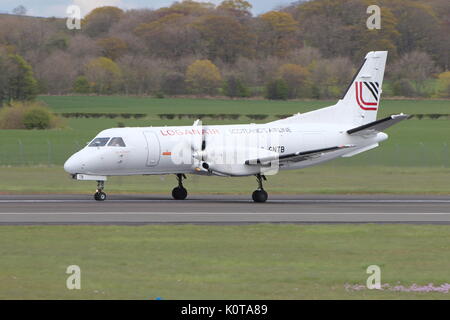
252 190 268 203
172 187 188 200
94 191 106 201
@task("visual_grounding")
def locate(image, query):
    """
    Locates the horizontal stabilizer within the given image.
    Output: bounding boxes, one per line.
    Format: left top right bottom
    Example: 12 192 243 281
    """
245 145 354 165
347 114 409 136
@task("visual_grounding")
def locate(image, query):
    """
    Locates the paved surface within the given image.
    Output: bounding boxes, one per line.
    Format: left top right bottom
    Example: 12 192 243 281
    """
0 194 449 225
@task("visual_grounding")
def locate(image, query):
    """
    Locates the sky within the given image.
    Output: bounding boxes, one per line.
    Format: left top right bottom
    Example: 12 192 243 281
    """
0 0 297 17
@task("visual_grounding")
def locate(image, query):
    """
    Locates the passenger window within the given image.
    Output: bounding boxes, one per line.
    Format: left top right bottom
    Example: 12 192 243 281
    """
88 137 110 147
108 137 126 147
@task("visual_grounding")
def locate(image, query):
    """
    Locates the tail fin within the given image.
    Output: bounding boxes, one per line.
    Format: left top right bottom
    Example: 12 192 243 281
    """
269 51 388 126
337 51 388 125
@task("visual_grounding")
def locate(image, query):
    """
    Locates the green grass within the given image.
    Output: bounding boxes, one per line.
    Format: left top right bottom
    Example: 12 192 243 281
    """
0 166 448 194
39 95 335 115
1 224 449 299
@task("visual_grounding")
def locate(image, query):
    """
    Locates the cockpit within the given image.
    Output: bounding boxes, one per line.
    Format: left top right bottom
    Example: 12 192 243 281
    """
88 137 126 147
64 131 131 176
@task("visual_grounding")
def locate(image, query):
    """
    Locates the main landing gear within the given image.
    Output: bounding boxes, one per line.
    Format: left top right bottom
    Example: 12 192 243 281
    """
172 174 188 200
94 180 107 201
252 174 268 203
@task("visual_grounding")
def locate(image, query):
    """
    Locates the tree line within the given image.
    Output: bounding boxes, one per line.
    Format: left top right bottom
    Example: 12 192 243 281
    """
0 0 449 104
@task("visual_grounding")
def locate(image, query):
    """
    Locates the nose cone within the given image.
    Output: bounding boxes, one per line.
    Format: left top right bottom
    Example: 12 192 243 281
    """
64 153 82 174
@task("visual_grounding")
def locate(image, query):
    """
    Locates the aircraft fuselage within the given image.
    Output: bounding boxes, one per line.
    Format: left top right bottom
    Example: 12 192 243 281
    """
64 122 387 177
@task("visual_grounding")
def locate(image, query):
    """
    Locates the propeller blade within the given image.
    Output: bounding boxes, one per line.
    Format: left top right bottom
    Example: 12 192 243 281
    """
191 119 208 169
192 119 203 153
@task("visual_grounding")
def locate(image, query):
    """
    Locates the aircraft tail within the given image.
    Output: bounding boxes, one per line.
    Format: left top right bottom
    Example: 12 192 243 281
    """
336 51 387 126
270 51 388 127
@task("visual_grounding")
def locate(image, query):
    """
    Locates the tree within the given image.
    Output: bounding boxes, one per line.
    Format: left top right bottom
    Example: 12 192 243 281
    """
85 57 122 94
427 0 450 69
23 107 51 129
287 47 322 67
353 5 400 59
12 5 27 15
257 11 299 57
166 1 215 16
436 71 450 98
84 6 124 38
97 37 128 60
0 52 38 105
277 64 311 98
232 57 260 87
0 49 10 106
294 0 399 61
161 72 186 95
35 51 77 94
73 76 91 94
265 79 289 100
0 102 59 129
186 60 222 94
217 0 252 17
67 34 101 58
46 32 69 51
308 56 353 99
118 55 168 95
384 0 440 57
389 51 436 96
391 79 416 97
1 0 446 98
193 15 255 63
0 102 26 128
223 76 250 98
134 13 201 59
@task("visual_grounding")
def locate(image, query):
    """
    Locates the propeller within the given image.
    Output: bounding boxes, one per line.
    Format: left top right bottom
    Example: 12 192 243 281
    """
191 119 208 172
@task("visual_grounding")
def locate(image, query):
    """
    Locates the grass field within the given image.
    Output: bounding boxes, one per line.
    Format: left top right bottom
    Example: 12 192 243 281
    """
1 224 449 299
0 166 449 194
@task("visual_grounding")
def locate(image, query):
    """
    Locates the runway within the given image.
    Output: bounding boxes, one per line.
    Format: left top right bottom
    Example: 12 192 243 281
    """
0 194 449 225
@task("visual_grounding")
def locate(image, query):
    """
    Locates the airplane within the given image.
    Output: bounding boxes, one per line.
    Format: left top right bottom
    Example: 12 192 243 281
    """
64 51 408 203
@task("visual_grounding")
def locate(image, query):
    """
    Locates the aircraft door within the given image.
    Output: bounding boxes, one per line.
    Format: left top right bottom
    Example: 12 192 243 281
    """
143 131 161 166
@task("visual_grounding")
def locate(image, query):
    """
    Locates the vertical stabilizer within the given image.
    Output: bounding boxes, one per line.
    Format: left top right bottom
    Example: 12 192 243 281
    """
337 51 388 125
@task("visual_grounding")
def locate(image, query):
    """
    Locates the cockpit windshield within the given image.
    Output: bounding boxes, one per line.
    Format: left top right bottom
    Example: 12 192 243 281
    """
88 137 110 147
108 137 126 147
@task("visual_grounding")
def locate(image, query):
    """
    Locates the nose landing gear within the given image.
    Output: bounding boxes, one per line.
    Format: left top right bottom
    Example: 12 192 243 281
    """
172 174 188 200
252 174 268 203
94 180 106 201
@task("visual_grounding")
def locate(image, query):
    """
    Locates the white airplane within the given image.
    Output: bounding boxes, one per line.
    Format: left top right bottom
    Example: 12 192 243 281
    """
64 51 408 202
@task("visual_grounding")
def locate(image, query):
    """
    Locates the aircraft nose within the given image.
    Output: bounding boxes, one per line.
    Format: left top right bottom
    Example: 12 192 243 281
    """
64 153 82 174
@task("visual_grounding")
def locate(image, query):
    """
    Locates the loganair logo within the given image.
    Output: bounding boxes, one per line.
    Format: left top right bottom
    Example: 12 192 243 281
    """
355 81 379 111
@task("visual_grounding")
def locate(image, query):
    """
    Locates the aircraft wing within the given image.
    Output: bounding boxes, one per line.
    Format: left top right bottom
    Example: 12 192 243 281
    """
347 114 409 136
245 145 355 166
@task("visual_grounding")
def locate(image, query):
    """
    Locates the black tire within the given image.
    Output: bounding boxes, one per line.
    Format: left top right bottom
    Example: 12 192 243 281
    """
172 187 188 200
252 190 268 203
94 192 106 201
99 192 106 201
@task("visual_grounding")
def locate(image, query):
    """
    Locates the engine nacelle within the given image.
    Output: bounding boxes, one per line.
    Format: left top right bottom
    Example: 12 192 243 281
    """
201 146 279 176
